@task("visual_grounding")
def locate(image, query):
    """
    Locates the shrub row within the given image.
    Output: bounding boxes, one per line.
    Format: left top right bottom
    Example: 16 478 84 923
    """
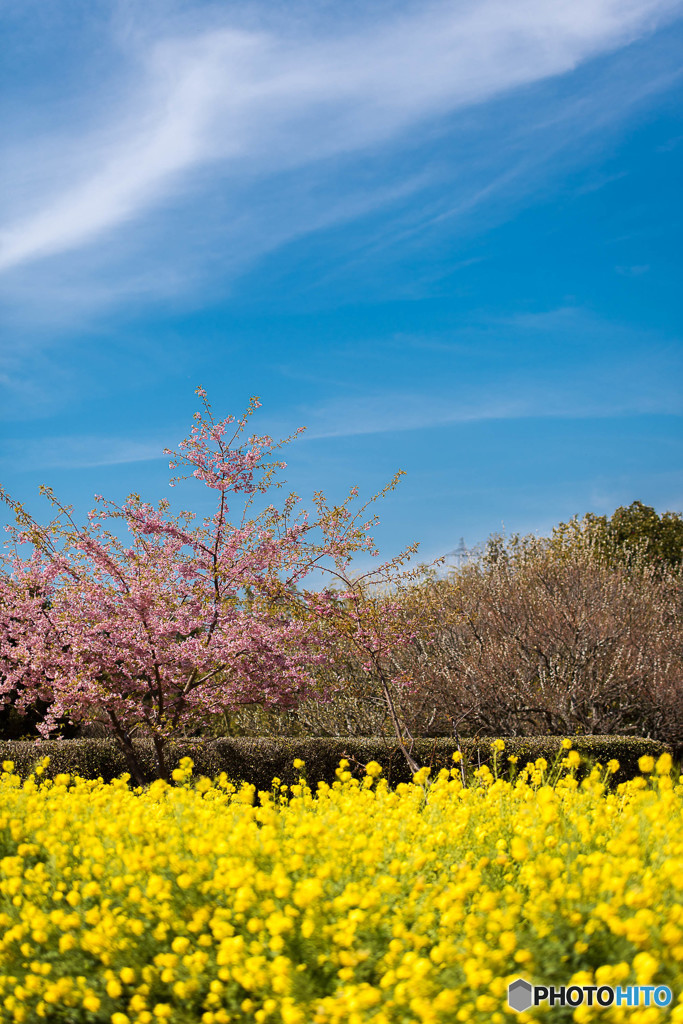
0 735 671 789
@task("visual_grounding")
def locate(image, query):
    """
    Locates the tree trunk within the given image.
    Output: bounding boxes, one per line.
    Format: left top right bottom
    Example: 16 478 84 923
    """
378 670 420 775
152 732 169 782
107 711 146 787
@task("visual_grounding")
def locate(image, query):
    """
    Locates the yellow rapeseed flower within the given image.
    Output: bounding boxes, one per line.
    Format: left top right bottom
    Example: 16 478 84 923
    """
0 743 679 1024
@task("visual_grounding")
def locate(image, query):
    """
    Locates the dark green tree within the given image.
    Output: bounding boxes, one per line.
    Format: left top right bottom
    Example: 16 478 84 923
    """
555 501 683 569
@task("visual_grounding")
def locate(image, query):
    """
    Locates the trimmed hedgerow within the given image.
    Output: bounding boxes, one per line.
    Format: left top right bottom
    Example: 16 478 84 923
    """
0 735 670 788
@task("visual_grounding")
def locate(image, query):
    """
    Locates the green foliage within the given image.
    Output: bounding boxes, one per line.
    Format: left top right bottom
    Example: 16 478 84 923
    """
555 500 683 568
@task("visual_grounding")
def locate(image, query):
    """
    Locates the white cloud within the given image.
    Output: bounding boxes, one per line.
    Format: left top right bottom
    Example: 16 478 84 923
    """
0 436 167 470
297 363 683 442
300 393 526 439
5 316 681 468
1 0 681 274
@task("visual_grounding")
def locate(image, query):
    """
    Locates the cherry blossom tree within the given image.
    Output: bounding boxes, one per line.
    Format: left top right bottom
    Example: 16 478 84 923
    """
0 389 425 782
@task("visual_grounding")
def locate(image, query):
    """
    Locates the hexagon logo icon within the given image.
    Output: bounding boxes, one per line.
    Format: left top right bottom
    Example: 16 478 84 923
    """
508 978 533 1012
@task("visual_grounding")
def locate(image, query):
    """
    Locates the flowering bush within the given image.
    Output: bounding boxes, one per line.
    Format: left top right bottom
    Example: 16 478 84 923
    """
0 747 681 1023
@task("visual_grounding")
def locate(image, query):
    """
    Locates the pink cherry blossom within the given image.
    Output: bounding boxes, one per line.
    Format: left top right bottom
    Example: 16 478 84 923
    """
0 390 426 782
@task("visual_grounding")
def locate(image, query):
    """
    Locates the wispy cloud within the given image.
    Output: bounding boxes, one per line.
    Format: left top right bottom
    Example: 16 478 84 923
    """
0 436 167 471
2 0 681 277
295 308 683 439
615 264 650 275
5 307 681 469
0 391 650 471
300 383 683 441
301 393 527 439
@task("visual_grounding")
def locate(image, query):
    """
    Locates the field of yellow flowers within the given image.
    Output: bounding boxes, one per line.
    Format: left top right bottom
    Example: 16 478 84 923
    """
0 746 681 1024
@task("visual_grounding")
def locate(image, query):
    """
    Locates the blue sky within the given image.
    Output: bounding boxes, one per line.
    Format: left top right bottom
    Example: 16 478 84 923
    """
1 0 682 568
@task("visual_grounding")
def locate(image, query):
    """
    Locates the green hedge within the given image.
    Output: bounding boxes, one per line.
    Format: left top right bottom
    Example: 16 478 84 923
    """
0 735 672 789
